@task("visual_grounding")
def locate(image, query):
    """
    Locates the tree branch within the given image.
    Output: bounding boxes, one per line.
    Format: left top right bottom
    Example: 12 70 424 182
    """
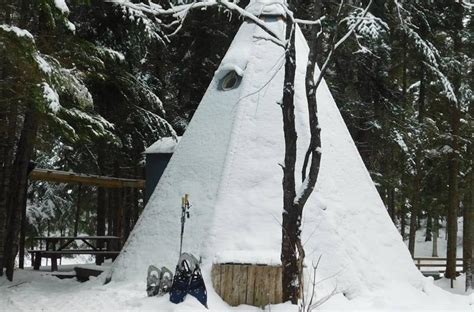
298 0 373 207
106 0 286 47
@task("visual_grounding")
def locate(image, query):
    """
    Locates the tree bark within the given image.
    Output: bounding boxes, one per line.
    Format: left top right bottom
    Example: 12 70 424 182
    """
388 186 395 223
463 194 471 273
400 202 406 240
465 108 474 289
96 187 106 265
280 17 300 304
408 65 425 257
425 214 432 242
4 106 39 280
408 188 418 257
445 106 460 279
445 0 464 281
280 0 325 302
0 102 20 275
18 184 28 269
432 217 439 257
123 188 131 241
468 162 474 290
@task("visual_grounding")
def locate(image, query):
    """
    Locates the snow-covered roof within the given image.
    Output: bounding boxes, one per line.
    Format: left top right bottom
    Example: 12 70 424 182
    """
145 136 181 154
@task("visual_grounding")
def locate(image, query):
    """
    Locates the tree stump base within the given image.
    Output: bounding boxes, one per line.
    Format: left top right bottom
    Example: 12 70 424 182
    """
211 263 283 307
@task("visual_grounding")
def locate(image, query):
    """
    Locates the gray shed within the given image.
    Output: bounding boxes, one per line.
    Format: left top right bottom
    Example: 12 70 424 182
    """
144 136 180 204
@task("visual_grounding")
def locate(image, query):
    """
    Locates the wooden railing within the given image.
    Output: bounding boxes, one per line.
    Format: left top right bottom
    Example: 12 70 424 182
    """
413 257 463 272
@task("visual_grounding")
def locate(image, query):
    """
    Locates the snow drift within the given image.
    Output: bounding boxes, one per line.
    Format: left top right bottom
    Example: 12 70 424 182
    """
109 3 423 300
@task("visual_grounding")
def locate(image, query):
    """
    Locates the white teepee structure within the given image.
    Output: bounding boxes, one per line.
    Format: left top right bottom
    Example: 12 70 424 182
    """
109 0 423 299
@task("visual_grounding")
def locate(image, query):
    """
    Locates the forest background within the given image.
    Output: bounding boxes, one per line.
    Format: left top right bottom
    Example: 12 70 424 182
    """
0 0 472 283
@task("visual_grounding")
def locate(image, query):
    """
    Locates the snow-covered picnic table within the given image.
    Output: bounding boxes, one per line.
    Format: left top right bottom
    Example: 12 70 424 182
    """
29 236 121 271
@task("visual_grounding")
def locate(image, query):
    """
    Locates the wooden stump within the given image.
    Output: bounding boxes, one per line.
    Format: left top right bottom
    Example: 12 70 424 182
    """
212 263 283 307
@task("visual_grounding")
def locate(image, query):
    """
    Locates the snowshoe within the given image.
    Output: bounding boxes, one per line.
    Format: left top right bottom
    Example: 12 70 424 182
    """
187 262 207 308
170 253 207 307
169 254 194 304
146 265 161 297
158 266 173 295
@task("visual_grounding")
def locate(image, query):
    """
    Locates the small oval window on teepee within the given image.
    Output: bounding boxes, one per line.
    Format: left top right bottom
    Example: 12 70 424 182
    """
220 70 241 91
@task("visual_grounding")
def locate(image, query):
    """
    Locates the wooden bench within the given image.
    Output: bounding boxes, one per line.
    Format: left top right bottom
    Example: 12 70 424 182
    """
413 257 463 272
28 249 120 271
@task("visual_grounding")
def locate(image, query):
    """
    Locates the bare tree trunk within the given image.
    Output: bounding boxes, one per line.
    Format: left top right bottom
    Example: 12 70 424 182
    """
408 65 425 257
18 185 28 269
400 203 406 240
468 168 474 290
408 188 418 257
445 106 460 279
445 0 464 280
0 105 20 275
388 186 395 223
466 187 473 290
4 107 39 280
279 0 370 303
425 214 432 242
464 195 471 273
280 17 300 304
432 217 439 257
465 111 473 290
281 1 326 302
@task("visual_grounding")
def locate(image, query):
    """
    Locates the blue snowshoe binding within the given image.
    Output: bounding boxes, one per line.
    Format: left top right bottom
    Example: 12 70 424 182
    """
169 253 207 308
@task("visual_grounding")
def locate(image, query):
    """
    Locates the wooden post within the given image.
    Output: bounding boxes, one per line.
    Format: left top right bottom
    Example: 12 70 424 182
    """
96 187 106 265
107 188 114 237
115 188 123 245
122 188 131 241
51 255 58 272
18 182 28 269
33 252 41 270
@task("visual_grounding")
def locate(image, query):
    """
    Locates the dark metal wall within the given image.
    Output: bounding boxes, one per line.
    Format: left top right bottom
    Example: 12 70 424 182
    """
145 153 173 205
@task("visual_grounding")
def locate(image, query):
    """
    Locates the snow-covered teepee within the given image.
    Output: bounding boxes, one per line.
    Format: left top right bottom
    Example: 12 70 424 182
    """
110 0 423 299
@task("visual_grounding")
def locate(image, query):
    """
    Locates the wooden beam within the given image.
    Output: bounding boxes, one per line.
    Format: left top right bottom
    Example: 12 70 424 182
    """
29 169 145 189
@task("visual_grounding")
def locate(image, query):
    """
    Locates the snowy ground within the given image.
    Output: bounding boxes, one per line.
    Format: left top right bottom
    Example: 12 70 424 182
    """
1 220 471 311
0 257 473 311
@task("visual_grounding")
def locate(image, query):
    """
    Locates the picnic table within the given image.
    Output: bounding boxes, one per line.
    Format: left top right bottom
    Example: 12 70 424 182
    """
29 236 121 271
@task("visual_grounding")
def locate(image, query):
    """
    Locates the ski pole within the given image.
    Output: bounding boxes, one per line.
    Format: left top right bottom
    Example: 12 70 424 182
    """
179 194 190 257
